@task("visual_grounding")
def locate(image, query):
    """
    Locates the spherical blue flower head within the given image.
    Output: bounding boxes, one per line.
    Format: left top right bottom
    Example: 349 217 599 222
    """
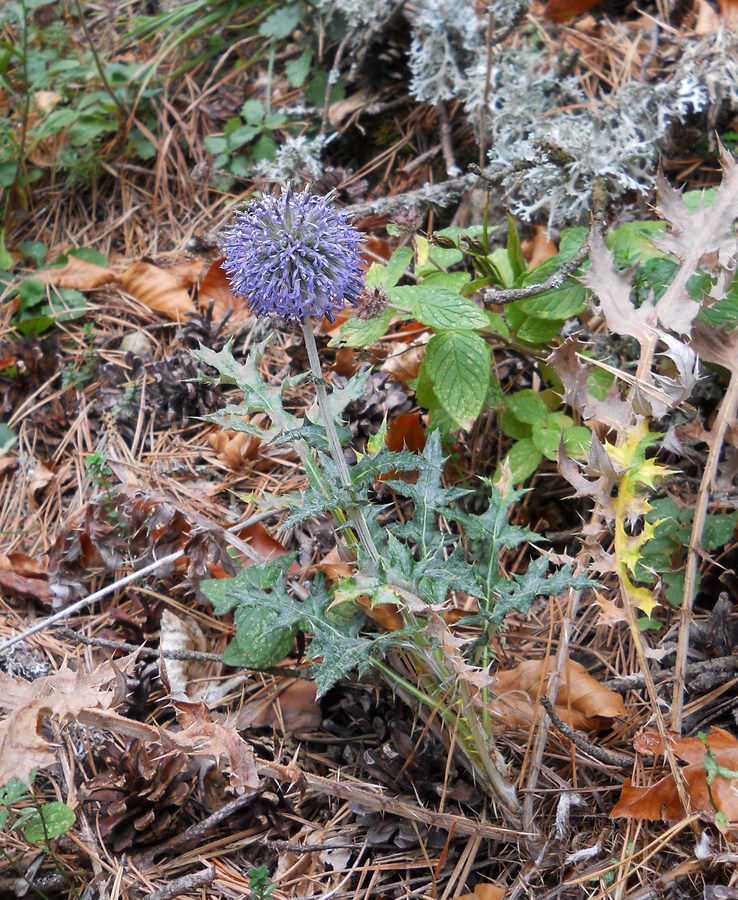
222 186 363 324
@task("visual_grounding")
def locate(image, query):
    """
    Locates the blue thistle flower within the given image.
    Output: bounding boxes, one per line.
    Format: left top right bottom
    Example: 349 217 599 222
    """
221 186 363 324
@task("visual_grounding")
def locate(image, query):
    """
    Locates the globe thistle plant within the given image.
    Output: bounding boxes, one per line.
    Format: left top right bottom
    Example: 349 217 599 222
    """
221 186 363 324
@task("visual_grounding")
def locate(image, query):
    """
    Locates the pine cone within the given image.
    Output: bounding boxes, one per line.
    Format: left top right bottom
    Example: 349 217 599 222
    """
82 739 198 852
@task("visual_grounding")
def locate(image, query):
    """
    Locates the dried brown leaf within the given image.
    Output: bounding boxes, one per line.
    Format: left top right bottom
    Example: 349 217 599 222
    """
612 727 738 828
582 230 658 352
159 609 209 700
118 261 196 321
171 700 260 793
548 337 632 432
489 658 626 730
0 655 138 785
36 257 117 290
653 146 738 333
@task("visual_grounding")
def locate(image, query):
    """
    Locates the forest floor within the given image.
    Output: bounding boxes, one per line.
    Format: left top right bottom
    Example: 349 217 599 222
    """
1 1 738 899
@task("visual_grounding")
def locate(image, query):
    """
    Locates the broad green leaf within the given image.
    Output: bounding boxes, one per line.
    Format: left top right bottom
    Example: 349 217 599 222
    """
384 246 413 288
285 48 312 88
517 280 587 320
410 288 488 332
23 802 75 844
500 409 531 441
241 99 264 124
259 3 303 39
483 309 510 339
228 607 298 668
563 425 592 457
678 511 737 550
505 303 563 344
423 271 471 292
503 439 542 484
333 308 393 348
422 332 490 430
533 421 564 461
506 389 548 425
228 124 262 147
608 220 668 264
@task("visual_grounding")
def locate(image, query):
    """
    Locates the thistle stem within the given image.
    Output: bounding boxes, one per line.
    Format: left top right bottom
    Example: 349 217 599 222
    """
301 321 379 561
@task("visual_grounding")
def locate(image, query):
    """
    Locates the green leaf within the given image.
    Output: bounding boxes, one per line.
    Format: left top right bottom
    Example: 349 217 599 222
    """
422 332 491 430
533 420 564 461
193 340 305 438
483 309 510 339
285 48 312 88
409 288 489 332
500 409 531 441
517 280 587 320
19 241 46 267
506 213 526 283
384 246 414 288
424 271 471 293
608 220 668 264
228 124 262 147
23 802 75 844
240 99 264 124
505 303 563 344
505 389 548 425
678 512 738 550
490 557 593 624
228 606 298 668
0 422 17 454
503 439 543 484
259 3 303 39
204 135 228 155
562 425 592 457
333 308 393 348
252 133 278 162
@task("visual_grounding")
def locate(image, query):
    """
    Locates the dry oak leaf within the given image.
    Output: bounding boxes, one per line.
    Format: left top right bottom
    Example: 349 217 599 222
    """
612 727 738 828
198 257 252 330
489 658 626 731
118 261 196 321
0 655 137 786
170 699 260 793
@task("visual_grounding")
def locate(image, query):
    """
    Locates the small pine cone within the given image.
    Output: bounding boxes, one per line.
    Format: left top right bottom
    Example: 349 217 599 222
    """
82 739 198 852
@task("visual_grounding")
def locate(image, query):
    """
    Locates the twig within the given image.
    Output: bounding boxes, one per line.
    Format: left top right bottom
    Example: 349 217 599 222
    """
483 238 591 306
256 758 526 843
0 508 285 655
132 791 263 868
672 369 738 731
540 695 634 768
438 103 460 177
346 173 477 220
482 177 607 307
605 654 738 692
147 868 216 900
55 627 312 680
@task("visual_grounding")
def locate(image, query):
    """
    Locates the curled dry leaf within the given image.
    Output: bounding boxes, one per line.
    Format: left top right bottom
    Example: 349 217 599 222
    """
0 552 52 606
35 256 116 290
207 427 261 470
489 658 627 731
118 261 196 321
612 727 738 829
159 608 209 701
170 699 260 793
0 654 138 785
